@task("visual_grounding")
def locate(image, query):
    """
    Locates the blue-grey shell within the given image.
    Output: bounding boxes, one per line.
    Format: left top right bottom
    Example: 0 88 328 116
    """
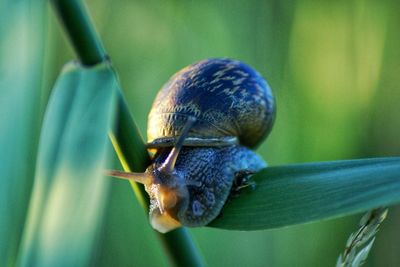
153 146 266 226
147 58 275 149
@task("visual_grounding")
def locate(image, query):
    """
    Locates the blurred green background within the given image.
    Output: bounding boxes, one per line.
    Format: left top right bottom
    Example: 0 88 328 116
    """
2 0 400 266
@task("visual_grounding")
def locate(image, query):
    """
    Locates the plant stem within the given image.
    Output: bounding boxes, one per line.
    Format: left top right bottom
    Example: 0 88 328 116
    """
51 1 206 266
51 0 107 65
161 228 205 267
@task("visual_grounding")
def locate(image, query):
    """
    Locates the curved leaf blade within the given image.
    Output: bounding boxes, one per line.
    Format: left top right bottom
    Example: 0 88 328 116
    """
210 157 400 230
18 62 117 266
0 2 46 265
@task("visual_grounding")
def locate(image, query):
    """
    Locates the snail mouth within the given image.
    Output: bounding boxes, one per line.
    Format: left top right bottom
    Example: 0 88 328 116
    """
149 186 182 233
150 208 182 233
147 183 188 233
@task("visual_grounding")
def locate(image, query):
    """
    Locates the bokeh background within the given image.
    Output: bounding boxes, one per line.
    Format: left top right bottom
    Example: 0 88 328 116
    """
2 0 400 266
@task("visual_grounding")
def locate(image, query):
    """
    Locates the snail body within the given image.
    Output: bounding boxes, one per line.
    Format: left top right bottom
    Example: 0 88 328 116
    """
109 58 275 233
147 146 266 232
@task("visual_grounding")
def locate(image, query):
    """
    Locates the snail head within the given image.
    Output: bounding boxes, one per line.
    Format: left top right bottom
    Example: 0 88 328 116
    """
106 117 196 233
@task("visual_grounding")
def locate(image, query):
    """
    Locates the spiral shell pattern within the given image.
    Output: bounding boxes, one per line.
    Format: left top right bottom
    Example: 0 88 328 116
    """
147 58 275 148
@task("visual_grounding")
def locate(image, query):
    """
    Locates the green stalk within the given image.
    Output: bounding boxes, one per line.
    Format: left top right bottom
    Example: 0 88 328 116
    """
51 0 106 65
50 0 205 266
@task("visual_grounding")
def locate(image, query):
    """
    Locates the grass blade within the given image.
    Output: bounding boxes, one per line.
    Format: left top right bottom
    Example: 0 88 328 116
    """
0 1 46 265
17 62 117 266
210 157 400 230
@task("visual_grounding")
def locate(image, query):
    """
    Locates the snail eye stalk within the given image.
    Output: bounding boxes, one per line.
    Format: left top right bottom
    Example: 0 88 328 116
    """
105 170 151 185
159 116 196 174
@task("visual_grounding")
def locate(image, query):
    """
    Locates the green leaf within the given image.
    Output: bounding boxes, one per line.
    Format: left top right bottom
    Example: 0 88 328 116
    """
210 157 400 230
0 1 46 265
17 62 117 267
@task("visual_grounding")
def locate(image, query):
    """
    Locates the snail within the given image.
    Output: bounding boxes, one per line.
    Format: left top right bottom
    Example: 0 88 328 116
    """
108 58 275 233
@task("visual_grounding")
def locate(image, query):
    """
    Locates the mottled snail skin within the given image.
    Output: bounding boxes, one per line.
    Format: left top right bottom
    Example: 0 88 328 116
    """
147 146 266 232
147 58 275 149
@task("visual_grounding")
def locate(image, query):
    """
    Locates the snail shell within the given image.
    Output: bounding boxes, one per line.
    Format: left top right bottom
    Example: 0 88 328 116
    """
147 58 275 149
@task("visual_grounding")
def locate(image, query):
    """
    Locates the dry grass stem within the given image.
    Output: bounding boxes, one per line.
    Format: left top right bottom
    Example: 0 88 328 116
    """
336 207 388 267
